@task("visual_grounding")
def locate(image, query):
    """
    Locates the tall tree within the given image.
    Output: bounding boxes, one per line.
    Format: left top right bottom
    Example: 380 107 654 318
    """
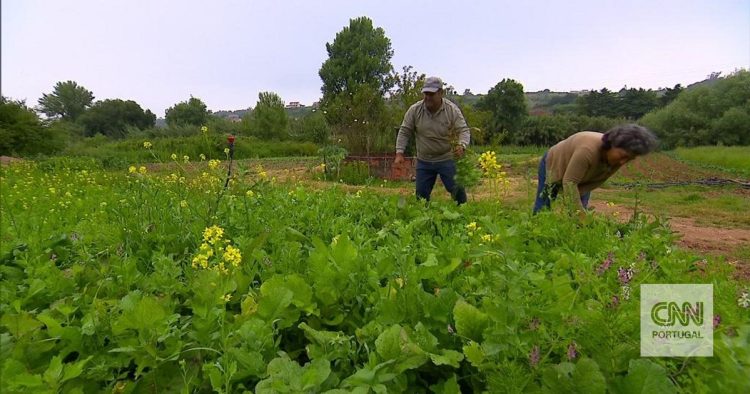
476 78 528 142
78 99 156 138
248 92 288 140
319 17 395 104
165 96 210 126
37 80 94 121
619 88 659 119
659 84 683 107
576 88 619 117
318 16 395 153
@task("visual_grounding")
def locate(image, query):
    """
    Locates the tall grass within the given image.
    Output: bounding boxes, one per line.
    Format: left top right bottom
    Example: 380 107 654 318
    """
672 146 750 176
60 134 318 168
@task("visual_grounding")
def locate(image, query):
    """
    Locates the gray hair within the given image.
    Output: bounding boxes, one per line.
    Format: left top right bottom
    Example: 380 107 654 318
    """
602 124 658 155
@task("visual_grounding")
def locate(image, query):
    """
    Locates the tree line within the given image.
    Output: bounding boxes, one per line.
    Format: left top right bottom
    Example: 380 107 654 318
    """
2 16 748 157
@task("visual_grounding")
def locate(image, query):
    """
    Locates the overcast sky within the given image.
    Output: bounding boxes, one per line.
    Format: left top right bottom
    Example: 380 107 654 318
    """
2 0 748 116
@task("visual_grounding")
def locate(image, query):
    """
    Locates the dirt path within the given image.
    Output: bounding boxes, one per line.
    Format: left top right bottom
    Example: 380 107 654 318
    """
588 200 750 280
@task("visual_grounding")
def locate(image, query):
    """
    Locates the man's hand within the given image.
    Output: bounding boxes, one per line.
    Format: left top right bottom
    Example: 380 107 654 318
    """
454 145 465 158
394 152 405 164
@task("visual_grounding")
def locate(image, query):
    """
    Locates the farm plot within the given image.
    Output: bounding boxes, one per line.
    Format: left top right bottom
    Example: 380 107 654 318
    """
1 160 749 393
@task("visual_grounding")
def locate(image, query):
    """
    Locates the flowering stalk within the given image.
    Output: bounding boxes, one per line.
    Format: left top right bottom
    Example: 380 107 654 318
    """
208 135 236 222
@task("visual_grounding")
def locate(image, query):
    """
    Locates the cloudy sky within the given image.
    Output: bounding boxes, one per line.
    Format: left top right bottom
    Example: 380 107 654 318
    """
2 0 748 116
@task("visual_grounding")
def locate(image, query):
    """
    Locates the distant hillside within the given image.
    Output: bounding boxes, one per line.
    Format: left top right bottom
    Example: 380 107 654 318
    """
214 109 250 119
285 106 314 119
685 71 725 90
475 73 726 114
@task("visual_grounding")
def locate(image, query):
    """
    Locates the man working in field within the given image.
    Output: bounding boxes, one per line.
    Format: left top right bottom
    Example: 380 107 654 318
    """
533 124 658 215
394 76 471 204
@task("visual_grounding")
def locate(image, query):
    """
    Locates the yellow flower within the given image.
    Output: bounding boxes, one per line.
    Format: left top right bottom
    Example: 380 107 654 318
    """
203 225 224 245
220 293 232 302
143 141 152 149
180 200 188 208
479 151 502 176
224 148 230 155
191 254 209 269
201 125 208 133
128 166 137 174
208 159 220 170
138 166 147 174
222 245 242 267
246 190 255 197
199 154 206 161
481 234 492 243
171 153 178 161
214 262 229 275
199 242 213 256
466 222 478 231
183 155 190 163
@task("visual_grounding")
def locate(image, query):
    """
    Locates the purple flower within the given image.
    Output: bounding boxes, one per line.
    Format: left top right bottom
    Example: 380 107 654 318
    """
529 345 540 367
611 295 620 308
617 267 634 285
566 342 578 361
713 314 721 329
596 252 614 275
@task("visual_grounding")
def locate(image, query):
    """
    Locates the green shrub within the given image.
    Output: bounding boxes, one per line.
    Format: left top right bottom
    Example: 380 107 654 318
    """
338 160 373 184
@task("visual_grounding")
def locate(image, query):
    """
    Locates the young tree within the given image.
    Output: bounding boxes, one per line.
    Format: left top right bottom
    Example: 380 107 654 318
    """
165 96 210 126
476 78 528 142
333 83 390 155
386 65 425 128
78 99 156 138
248 92 288 140
289 110 331 143
37 80 94 121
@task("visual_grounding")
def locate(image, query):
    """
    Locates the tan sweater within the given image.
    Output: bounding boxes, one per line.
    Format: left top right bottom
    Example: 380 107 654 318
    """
396 98 470 162
546 131 620 196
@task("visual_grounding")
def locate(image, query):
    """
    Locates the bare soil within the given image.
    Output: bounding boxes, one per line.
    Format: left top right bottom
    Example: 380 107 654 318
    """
0 156 23 166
